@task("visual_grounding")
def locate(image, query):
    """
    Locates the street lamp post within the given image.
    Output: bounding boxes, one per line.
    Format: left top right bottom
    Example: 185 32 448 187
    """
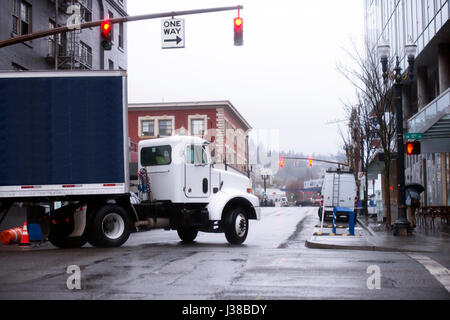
377 37 417 236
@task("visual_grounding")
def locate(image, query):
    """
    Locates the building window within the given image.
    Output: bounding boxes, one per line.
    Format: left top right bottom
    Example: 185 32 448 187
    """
191 119 205 136
108 11 114 39
141 120 155 137
159 120 173 136
79 41 92 68
118 22 124 49
78 0 93 22
12 0 31 36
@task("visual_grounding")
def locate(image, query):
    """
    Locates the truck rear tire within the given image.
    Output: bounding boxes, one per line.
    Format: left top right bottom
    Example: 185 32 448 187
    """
48 204 87 249
224 207 248 245
49 234 87 249
87 205 131 248
177 228 198 243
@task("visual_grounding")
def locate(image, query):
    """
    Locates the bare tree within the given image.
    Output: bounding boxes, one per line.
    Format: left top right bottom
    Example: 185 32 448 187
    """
338 39 397 229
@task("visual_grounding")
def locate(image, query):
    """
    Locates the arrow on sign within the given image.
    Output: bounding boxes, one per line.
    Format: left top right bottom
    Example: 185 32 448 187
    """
164 36 182 45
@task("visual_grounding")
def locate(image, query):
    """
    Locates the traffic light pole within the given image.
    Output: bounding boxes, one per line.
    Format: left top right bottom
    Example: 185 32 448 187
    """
0 5 244 48
282 157 348 168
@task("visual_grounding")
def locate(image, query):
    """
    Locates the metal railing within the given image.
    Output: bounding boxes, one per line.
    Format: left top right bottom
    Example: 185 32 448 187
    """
408 87 450 133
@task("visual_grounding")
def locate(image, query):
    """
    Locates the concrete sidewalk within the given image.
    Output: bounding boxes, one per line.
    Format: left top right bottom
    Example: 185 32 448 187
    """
305 218 450 253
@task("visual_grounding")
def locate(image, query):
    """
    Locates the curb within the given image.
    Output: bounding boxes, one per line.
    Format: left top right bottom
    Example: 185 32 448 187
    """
305 220 434 253
355 219 377 237
304 239 428 252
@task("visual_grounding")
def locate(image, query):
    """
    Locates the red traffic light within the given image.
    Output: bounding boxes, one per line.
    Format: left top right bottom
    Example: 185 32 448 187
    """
406 141 421 155
101 19 112 50
234 17 243 46
309 159 313 167
234 17 243 31
101 19 111 37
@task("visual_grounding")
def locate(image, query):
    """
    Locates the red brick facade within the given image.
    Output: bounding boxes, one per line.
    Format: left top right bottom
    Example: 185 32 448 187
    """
128 101 252 174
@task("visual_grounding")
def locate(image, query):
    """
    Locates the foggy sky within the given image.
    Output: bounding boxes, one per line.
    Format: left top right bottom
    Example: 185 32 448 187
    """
127 0 365 156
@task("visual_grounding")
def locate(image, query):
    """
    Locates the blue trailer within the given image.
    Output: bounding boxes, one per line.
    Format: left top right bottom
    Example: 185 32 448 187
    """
0 71 260 248
0 70 134 248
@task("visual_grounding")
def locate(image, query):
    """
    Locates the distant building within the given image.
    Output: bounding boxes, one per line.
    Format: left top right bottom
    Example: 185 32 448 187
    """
304 179 323 189
0 0 127 71
128 101 252 175
364 0 450 207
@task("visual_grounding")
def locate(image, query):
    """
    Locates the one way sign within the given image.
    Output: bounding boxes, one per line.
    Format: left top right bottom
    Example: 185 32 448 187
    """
161 18 185 49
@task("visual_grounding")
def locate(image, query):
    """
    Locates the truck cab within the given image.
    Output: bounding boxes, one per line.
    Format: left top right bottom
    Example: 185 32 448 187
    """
133 136 260 245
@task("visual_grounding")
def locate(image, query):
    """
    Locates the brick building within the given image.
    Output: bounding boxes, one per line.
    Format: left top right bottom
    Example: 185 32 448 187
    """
0 0 127 71
128 101 252 175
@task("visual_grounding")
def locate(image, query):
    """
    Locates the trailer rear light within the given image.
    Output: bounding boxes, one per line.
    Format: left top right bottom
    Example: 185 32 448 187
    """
103 184 116 187
21 186 34 189
62 185 76 188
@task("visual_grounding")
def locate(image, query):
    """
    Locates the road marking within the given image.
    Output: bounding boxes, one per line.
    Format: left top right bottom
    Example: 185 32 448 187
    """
408 254 450 292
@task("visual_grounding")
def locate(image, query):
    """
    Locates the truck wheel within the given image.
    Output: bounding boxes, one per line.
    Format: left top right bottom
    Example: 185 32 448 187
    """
87 205 131 248
49 234 87 249
48 205 87 249
177 228 198 243
224 207 248 245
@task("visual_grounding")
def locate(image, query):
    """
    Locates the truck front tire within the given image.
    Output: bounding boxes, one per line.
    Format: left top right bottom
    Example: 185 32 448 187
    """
224 207 248 245
177 228 198 243
87 205 131 248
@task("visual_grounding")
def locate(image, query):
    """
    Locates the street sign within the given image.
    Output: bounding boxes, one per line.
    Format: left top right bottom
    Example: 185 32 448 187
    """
161 18 185 49
405 133 424 140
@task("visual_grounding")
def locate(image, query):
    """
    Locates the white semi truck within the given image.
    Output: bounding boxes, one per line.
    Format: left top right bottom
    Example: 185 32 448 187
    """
0 71 260 248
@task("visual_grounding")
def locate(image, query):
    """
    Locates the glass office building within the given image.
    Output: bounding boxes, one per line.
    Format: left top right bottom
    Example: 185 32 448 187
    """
364 0 450 206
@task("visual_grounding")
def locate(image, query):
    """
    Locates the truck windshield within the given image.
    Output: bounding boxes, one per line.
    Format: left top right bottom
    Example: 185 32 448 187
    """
141 145 172 166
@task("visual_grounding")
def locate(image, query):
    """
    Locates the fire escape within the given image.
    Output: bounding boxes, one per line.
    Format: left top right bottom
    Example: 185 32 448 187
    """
46 0 93 70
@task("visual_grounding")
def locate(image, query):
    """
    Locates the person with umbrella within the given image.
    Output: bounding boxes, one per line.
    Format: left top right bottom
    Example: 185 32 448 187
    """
405 183 425 229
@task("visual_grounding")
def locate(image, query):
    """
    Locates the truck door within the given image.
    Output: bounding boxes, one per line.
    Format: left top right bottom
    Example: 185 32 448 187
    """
184 144 211 198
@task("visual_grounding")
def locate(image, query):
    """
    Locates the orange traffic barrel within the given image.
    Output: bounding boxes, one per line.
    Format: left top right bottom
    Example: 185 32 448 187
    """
0 227 23 245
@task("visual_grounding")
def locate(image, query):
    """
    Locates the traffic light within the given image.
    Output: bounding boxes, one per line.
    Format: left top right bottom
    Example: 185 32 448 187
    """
234 16 243 46
309 159 313 167
101 19 112 50
280 157 284 168
405 141 421 155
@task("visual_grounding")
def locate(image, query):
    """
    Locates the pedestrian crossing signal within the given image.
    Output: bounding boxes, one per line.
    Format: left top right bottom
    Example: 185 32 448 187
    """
406 141 421 155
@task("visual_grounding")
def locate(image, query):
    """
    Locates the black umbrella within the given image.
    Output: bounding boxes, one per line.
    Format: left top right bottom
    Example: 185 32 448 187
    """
405 183 425 194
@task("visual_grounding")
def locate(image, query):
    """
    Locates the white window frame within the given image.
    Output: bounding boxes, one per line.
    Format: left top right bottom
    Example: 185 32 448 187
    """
138 115 175 138
188 114 207 137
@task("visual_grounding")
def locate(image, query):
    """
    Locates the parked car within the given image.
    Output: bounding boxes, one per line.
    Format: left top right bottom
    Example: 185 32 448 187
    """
319 168 357 221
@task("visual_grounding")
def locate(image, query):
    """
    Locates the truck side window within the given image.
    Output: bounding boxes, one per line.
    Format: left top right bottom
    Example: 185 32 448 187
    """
141 145 172 166
186 145 208 165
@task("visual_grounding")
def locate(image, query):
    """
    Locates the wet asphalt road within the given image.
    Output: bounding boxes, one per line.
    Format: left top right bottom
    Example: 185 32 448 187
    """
0 206 449 300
